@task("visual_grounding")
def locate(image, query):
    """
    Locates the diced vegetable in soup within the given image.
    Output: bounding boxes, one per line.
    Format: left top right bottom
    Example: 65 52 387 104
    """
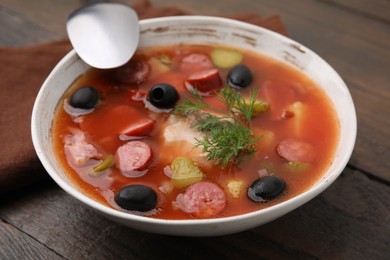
52 44 339 219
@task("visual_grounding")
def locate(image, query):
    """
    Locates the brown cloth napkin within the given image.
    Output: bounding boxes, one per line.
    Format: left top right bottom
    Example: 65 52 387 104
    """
0 0 287 194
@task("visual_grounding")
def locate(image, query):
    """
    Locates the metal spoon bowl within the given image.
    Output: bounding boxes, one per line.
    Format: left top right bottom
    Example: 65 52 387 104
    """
67 3 139 69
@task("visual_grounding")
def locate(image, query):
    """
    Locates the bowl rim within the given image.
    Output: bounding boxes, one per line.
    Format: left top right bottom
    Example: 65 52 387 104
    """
31 15 357 228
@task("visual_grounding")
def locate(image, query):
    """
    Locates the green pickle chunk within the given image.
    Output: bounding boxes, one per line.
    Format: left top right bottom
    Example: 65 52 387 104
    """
92 155 114 173
233 98 269 117
284 161 311 173
252 99 270 115
211 48 243 68
171 157 204 189
158 54 171 65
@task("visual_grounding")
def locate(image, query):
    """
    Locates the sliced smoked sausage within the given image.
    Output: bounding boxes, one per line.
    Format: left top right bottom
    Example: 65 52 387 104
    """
276 137 316 163
175 181 226 218
115 141 152 176
180 53 214 74
185 69 223 94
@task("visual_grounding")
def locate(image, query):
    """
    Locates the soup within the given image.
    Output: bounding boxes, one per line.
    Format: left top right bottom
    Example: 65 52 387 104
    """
52 44 339 219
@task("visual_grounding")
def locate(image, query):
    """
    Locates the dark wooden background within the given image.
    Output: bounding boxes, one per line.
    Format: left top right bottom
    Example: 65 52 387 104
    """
1 0 389 259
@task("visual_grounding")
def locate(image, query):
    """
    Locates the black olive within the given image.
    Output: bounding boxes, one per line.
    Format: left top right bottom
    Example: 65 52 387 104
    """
147 83 179 109
227 64 253 89
247 176 285 202
69 86 99 109
114 184 157 212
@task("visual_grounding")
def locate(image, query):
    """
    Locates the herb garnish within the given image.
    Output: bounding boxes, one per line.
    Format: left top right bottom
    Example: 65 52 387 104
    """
175 86 259 166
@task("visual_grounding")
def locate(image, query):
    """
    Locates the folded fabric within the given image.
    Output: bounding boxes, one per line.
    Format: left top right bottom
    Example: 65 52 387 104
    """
0 0 287 194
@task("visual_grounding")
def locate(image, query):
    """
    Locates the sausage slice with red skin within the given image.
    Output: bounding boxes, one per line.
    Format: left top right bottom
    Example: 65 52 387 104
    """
115 59 150 84
180 53 214 74
276 137 316 163
176 181 226 218
185 69 223 94
121 119 155 137
115 141 152 175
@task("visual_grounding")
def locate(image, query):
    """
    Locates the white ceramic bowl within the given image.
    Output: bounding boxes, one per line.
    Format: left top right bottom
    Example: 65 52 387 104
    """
31 16 356 236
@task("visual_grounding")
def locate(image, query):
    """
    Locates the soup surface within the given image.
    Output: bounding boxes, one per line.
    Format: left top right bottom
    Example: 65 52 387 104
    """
52 44 339 219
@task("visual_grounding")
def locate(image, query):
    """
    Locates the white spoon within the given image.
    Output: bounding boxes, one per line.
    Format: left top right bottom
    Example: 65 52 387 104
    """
67 3 139 69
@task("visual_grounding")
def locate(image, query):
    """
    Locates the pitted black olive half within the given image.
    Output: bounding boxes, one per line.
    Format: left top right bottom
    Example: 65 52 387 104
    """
227 64 253 89
69 86 99 109
114 184 158 212
147 83 179 109
247 176 285 202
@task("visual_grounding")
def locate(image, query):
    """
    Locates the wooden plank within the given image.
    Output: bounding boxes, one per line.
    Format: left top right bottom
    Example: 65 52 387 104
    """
0 6 61 46
253 168 390 259
347 80 390 178
0 0 82 39
1 167 388 259
321 0 390 23
0 219 63 259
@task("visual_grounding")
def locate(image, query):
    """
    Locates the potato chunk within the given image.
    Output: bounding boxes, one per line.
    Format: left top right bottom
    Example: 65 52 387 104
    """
283 101 308 137
227 180 244 199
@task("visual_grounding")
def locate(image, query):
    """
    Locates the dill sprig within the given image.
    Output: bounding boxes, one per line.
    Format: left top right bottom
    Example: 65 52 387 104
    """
175 86 259 166
218 86 259 127
195 120 257 166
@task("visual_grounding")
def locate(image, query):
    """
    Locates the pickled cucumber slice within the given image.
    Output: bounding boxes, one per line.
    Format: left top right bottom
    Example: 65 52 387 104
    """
171 157 203 189
211 48 243 68
158 54 171 65
234 98 269 117
148 57 170 74
252 99 270 115
92 154 114 174
284 161 311 173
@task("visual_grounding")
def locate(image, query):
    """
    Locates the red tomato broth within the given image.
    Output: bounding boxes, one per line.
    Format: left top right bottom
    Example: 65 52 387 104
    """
52 44 339 220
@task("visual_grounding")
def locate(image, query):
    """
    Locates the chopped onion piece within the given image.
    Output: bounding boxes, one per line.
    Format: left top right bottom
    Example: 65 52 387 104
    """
158 181 174 194
163 166 173 178
185 81 214 97
258 168 269 177
119 135 145 141
131 91 147 101
121 169 149 178
143 97 172 113
63 99 95 117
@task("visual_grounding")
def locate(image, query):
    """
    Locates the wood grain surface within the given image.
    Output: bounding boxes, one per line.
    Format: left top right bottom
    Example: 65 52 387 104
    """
1 0 389 259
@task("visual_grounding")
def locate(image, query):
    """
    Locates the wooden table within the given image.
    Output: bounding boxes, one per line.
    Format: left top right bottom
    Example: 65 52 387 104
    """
1 0 389 259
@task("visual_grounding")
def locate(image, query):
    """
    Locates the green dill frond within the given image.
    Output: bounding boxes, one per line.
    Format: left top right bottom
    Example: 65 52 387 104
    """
195 122 257 165
218 86 238 111
232 87 260 126
196 114 222 132
174 88 213 116
217 86 260 126
175 96 205 115
175 86 260 166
